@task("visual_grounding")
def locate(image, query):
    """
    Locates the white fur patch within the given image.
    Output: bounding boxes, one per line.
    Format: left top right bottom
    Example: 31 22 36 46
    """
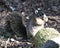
32 24 44 37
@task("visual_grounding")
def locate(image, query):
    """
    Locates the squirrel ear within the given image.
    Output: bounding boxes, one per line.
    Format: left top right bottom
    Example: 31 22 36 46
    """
43 14 48 22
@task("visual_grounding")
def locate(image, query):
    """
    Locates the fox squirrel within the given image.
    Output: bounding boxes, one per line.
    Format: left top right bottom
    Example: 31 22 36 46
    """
24 8 48 39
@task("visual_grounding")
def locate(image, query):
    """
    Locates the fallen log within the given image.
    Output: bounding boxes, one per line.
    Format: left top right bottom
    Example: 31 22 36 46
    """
34 28 60 48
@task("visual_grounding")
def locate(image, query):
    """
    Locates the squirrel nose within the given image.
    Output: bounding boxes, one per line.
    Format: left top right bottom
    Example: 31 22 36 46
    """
43 14 48 22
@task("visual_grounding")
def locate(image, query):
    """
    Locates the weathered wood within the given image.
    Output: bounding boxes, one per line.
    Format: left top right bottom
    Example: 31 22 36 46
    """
34 28 60 48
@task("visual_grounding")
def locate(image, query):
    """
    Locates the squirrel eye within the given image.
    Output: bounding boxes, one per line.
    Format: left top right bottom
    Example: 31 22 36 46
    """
35 10 38 14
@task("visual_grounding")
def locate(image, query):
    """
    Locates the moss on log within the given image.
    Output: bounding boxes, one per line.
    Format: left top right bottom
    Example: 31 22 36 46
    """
34 28 60 48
